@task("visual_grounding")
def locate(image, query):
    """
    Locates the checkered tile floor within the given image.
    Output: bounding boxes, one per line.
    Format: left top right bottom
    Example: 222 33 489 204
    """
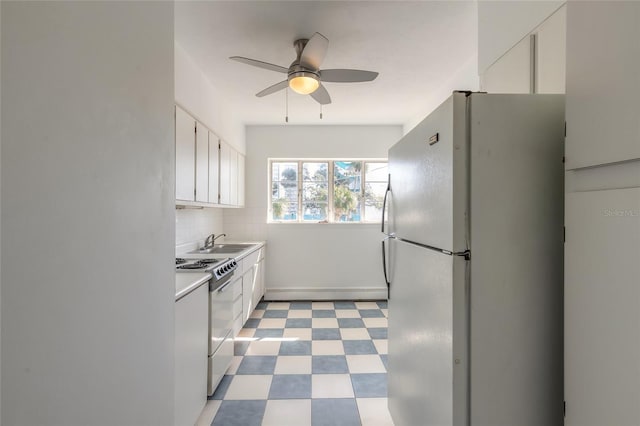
195 301 394 426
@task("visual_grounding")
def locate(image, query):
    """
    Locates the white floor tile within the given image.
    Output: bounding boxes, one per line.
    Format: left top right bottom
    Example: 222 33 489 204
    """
355 301 380 309
274 355 312 374
262 399 312 426
363 317 388 328
288 310 312 318
223 375 272 400
312 318 339 328
312 374 355 398
237 328 255 338
340 328 372 340
357 398 395 426
346 355 387 373
373 339 388 355
250 309 264 319
194 400 221 426
335 309 360 318
312 301 334 309
283 328 312 340
245 340 282 356
258 318 287 329
312 340 345 355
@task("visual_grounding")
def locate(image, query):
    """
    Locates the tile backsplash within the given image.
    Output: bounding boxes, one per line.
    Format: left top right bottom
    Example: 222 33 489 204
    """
175 207 224 246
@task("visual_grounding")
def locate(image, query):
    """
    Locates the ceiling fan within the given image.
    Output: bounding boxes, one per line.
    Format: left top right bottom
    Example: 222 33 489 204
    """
230 32 378 105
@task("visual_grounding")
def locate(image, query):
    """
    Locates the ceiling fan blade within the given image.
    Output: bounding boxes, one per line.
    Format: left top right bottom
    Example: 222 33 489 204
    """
310 84 331 105
256 80 289 97
320 69 379 83
230 56 288 74
300 32 329 70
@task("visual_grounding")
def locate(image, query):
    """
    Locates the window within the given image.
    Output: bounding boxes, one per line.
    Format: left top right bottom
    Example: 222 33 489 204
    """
270 159 388 223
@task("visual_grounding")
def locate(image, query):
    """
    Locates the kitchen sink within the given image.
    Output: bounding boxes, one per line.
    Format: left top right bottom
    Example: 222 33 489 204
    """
188 243 255 254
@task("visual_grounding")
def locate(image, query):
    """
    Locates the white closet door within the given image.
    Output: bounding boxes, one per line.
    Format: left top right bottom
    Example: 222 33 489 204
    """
219 141 231 205
565 187 640 426
229 149 238 206
208 132 220 204
237 153 245 207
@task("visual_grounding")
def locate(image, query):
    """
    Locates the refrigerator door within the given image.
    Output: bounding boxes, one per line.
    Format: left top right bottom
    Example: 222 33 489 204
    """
388 238 469 426
388 92 469 253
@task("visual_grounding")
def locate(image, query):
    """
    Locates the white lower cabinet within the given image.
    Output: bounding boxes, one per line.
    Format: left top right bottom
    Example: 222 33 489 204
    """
230 267 244 337
208 333 233 396
174 284 208 426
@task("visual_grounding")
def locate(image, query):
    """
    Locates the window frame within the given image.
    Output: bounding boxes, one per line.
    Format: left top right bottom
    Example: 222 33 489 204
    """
268 158 388 224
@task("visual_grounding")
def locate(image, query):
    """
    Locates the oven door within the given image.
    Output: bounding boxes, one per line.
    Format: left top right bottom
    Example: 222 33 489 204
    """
209 273 235 356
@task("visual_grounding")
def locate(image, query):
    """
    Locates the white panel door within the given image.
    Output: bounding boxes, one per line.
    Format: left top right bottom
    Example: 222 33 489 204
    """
565 188 640 426
219 141 231 205
565 2 640 169
536 5 566 94
195 121 208 203
481 35 533 94
208 132 220 204
175 106 195 201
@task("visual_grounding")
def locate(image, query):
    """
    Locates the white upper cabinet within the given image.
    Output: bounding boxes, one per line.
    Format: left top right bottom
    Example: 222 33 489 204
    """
229 148 238 206
482 35 533 94
195 121 209 203
565 2 640 169
219 141 231 205
481 5 566 96
175 106 196 201
208 131 220 204
238 154 245 207
175 106 245 207
536 5 566 94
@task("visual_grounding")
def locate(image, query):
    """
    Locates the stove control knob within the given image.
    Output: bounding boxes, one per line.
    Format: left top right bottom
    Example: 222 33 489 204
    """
223 265 229 272
217 268 223 276
231 260 237 268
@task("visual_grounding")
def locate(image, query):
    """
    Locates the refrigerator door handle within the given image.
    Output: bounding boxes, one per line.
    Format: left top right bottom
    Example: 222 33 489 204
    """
381 174 392 235
382 237 391 299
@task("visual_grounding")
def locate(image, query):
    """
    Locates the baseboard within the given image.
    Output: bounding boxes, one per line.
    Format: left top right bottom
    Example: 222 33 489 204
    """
264 286 388 301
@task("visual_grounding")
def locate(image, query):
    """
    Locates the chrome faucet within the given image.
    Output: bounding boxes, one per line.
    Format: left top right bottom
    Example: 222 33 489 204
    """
204 233 226 248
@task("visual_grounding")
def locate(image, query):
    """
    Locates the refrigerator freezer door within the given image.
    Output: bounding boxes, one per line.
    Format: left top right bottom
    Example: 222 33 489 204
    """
388 92 469 253
388 239 469 426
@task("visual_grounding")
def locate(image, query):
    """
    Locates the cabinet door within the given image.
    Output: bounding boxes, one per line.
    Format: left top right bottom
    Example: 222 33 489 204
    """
536 5 566 94
175 106 195 201
238 153 245 207
253 258 264 311
565 188 640 426
481 35 533 94
174 284 208 426
208 132 220 204
195 121 209 203
229 149 239 206
565 2 640 169
242 268 255 323
219 141 231 205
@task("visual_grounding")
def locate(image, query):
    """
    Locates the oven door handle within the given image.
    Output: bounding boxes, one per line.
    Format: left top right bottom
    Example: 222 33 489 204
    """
216 277 233 293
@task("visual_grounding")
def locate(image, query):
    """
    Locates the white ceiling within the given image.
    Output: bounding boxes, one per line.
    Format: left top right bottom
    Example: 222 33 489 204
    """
175 1 478 126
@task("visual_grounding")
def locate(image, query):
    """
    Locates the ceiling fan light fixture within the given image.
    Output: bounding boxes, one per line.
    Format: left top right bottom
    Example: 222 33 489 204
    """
288 72 319 95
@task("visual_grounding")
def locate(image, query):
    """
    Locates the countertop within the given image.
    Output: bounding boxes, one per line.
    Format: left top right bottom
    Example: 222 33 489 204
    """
178 241 265 262
175 272 211 301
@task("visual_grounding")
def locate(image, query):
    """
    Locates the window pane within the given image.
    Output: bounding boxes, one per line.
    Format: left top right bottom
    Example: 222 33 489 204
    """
303 162 328 182
272 162 298 221
365 162 388 182
334 161 362 222
303 202 327 221
364 182 387 222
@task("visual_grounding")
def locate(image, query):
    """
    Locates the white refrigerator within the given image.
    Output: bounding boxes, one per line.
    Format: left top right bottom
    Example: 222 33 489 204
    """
382 92 565 426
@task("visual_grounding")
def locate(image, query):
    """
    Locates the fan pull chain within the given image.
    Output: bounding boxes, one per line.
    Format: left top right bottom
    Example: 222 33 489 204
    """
320 104 323 120
285 88 289 123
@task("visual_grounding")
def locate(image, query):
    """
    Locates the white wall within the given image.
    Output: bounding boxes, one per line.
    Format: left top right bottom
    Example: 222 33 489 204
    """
1 3 174 425
478 0 564 73
225 125 402 300
176 208 224 248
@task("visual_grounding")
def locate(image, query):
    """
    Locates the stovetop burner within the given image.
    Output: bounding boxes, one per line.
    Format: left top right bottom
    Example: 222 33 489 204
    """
196 258 220 265
177 262 208 270
176 258 187 265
